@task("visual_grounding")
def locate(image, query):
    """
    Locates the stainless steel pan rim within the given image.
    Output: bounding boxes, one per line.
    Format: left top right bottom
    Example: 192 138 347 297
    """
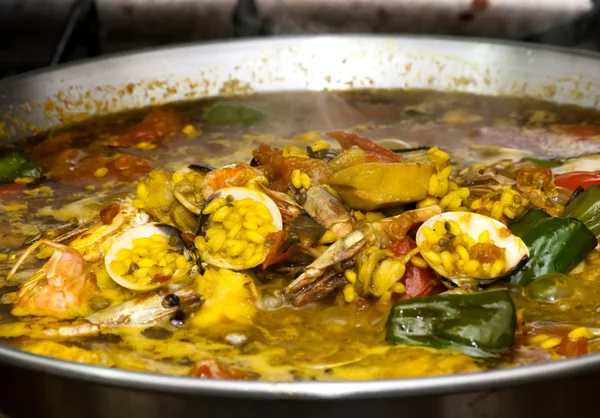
4 34 600 86
5 35 600 140
0 343 599 399
2 35 600 400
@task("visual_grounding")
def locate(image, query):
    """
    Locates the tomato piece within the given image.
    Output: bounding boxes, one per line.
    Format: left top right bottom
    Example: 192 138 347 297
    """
327 131 403 163
555 171 600 191
399 263 446 300
515 167 554 191
41 148 150 183
525 326 570 338
262 231 289 269
524 327 589 358
0 183 26 201
111 154 151 182
251 144 332 186
386 237 445 300
28 133 74 161
252 144 281 183
252 144 279 165
565 125 600 137
386 237 415 257
107 110 187 147
556 337 588 358
364 150 403 163
469 243 504 264
190 359 252 380
100 203 121 225
283 156 332 184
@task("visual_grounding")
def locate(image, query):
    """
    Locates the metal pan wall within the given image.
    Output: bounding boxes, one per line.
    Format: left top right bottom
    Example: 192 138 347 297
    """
3 36 600 141
1 36 600 417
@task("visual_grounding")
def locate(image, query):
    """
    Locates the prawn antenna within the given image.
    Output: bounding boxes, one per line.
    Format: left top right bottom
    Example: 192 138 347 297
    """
6 240 68 282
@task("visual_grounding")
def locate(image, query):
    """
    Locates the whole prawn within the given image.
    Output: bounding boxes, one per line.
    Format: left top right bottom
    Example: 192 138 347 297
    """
8 240 97 319
8 199 147 319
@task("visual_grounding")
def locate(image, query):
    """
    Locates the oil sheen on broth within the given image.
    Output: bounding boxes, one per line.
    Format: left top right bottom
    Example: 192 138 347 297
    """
0 89 599 381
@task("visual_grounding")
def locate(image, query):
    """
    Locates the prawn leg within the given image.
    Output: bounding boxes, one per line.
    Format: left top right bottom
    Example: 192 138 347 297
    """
299 185 354 238
287 229 367 293
380 205 442 241
68 198 148 262
258 184 303 222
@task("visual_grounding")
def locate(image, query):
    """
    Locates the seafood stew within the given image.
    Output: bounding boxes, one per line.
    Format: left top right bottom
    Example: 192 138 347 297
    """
1 89 600 381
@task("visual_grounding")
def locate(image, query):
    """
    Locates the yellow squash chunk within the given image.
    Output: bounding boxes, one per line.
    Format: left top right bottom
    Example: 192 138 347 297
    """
327 160 437 211
191 268 257 328
328 146 367 172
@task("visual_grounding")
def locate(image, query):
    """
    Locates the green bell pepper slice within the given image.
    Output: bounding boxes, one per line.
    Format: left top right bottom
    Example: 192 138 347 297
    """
562 184 600 237
508 208 550 237
0 151 42 184
526 273 573 302
204 102 266 126
386 290 515 358
519 157 563 168
509 210 597 286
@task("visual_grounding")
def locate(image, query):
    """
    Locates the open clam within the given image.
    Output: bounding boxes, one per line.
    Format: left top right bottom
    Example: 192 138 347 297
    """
552 154 600 175
416 212 529 286
172 165 212 215
105 223 194 291
194 186 283 270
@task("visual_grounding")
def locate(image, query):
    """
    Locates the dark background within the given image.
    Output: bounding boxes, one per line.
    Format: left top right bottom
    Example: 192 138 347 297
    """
2 0 600 80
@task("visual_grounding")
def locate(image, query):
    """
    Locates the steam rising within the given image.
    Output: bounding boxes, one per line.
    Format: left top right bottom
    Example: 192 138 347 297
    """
257 0 592 40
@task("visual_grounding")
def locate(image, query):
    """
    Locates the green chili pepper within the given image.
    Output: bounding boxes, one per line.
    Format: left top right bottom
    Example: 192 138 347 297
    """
402 109 439 122
564 186 585 208
204 102 266 126
519 157 563 168
509 211 597 286
526 273 573 302
508 208 550 237
386 290 515 358
562 184 600 237
0 151 41 184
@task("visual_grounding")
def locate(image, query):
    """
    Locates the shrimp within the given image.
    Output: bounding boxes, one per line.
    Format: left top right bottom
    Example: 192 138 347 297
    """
0 286 203 339
287 229 368 294
289 271 347 307
86 286 202 327
286 206 440 297
68 198 148 262
200 164 261 200
298 185 354 238
200 164 302 222
2 200 141 284
9 240 97 319
8 198 148 318
258 184 303 222
380 205 442 241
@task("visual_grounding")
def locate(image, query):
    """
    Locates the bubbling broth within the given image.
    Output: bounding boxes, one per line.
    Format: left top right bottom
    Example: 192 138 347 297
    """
0 89 599 381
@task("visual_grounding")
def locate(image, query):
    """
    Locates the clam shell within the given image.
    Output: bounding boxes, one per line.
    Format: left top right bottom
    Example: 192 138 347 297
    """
105 223 188 291
416 212 529 282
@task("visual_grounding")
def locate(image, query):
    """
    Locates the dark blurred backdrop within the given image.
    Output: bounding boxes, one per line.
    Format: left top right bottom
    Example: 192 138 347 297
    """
1 0 599 79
